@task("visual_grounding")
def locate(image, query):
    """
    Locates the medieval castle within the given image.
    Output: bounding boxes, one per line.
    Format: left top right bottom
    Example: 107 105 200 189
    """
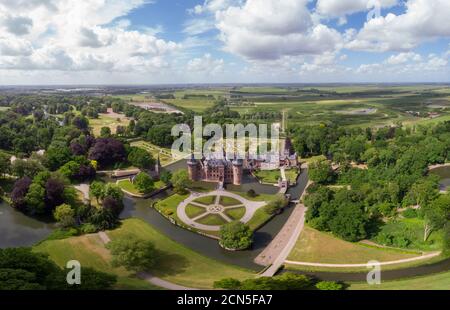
187 138 298 186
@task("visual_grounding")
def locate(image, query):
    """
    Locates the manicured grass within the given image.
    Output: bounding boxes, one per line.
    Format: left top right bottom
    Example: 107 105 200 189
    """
246 208 272 231
219 196 241 206
185 204 207 219
224 207 246 221
254 170 281 184
194 195 217 205
130 140 175 166
285 169 299 183
154 193 189 219
196 214 227 226
287 226 423 265
107 219 255 288
90 114 130 137
117 179 141 195
349 271 450 290
33 233 159 290
188 181 218 192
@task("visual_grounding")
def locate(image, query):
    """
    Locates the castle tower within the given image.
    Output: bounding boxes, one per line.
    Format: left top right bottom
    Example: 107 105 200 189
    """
187 153 200 181
232 159 243 186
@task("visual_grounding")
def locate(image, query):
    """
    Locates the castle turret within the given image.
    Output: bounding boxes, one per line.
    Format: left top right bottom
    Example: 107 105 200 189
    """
232 158 243 186
187 153 200 181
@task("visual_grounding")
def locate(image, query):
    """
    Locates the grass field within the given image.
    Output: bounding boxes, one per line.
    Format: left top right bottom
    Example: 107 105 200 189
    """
34 232 159 289
185 204 206 219
224 207 246 221
349 271 450 290
130 140 175 166
287 226 423 265
90 114 130 137
108 219 254 288
35 219 255 289
164 98 216 113
117 179 166 195
194 195 217 205
219 196 241 206
196 214 227 226
254 169 299 184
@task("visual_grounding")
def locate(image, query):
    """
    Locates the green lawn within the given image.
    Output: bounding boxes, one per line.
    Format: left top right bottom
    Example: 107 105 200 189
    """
246 208 273 231
224 207 246 221
130 140 175 166
254 170 281 184
194 195 217 205
196 214 227 226
286 226 426 270
349 271 450 290
35 219 255 289
90 114 130 137
107 219 255 288
164 98 216 113
34 233 158 290
154 193 189 219
219 196 241 206
117 179 166 195
185 204 207 219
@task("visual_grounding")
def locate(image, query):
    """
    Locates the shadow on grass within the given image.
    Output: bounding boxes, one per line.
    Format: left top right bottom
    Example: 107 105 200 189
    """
151 250 190 277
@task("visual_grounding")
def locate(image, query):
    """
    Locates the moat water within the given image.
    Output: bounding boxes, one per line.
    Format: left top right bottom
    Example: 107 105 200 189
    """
430 166 450 191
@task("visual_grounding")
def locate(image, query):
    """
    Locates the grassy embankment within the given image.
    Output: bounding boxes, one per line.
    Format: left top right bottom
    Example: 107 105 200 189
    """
34 218 255 289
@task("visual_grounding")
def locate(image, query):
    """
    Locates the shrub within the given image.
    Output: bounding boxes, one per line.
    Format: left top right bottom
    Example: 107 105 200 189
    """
213 278 242 290
402 208 418 218
315 281 344 290
107 235 157 272
247 189 257 198
80 223 98 234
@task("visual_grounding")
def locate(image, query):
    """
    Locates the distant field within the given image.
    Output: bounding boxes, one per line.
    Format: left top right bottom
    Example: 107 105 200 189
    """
164 98 216 113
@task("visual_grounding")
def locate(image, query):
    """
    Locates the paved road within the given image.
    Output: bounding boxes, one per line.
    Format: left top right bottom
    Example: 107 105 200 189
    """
285 251 442 268
257 205 306 277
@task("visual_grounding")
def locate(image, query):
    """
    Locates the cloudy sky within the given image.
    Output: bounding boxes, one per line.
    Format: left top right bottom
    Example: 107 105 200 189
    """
0 0 449 84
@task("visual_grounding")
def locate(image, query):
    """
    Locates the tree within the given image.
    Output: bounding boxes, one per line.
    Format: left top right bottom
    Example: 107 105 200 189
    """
160 170 172 184
100 127 112 137
171 170 190 194
11 159 45 178
422 194 450 241
88 138 126 168
53 204 75 228
107 236 157 272
25 183 46 214
264 194 289 215
213 278 241 290
72 116 89 130
134 172 154 193
329 203 368 242
0 152 11 176
44 146 73 171
127 147 154 169
45 178 66 209
219 222 253 250
90 181 105 203
102 196 124 217
103 184 124 202
309 159 334 184
11 177 32 211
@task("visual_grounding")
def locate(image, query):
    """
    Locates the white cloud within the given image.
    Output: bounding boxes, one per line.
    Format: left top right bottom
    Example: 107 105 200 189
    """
216 0 342 61
316 0 398 18
187 53 224 75
347 0 450 52
386 52 422 65
0 0 178 73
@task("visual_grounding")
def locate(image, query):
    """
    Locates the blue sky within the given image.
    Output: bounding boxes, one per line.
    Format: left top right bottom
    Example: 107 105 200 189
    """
0 0 449 84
